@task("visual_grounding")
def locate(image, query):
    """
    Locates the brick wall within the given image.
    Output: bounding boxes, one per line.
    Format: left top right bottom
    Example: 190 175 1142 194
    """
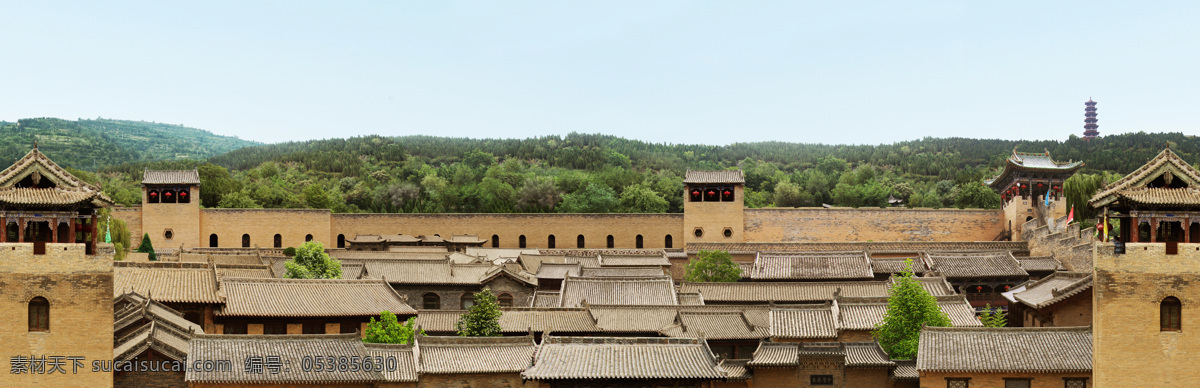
200 209 333 249
846 367 891 387
0 243 114 387
141 184 202 249
743 208 1004 242
417 372 535 388
919 371 1091 387
683 186 744 245
114 369 185 388
1094 242 1200 386
332 213 683 250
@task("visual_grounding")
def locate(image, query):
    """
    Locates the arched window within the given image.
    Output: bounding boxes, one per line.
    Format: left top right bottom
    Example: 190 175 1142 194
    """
305 234 313 242
273 234 282 248
1162 296 1182 331
209 234 219 247
636 234 644 249
492 235 499 248
665 235 673 248
519 235 527 249
423 293 441 310
548 235 556 249
242 234 250 248
577 234 585 248
606 235 614 248
498 293 514 308
28 297 49 331
461 294 475 309
337 234 345 248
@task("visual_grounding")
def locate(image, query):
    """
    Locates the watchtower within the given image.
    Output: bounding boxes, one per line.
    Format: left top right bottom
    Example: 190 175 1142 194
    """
140 169 201 248
682 170 745 245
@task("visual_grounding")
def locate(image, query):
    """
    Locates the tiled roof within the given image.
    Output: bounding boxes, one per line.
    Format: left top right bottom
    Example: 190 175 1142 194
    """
536 262 582 280
1010 272 1093 309
679 281 890 303
718 359 751 381
522 336 727 380
214 264 275 279
143 169 201 185
769 306 838 339
217 277 415 317
447 234 486 244
837 295 983 330
354 259 496 285
659 311 769 340
580 266 666 278
677 292 705 305
599 253 670 267
114 321 193 362
113 266 223 304
0 149 111 207
587 305 769 334
749 252 874 280
1017 256 1064 272
986 149 1084 189
748 342 800 367
683 169 745 184
416 334 536 374
186 334 381 384
333 250 451 261
564 256 601 268
895 276 958 296
687 241 1030 255
558 276 677 307
917 326 1092 373
181 252 264 265
363 344 418 382
415 308 601 334
845 342 894 367
871 256 928 274
341 262 364 279
0 187 110 207
532 291 561 307
517 253 567 273
114 292 205 334
925 251 1028 279
1092 148 1200 207
1116 187 1200 206
892 359 919 380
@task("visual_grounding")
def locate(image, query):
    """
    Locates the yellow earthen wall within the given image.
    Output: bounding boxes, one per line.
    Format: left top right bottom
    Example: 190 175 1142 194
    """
140 184 201 248
683 186 745 245
200 209 333 249
0 243 113 388
744 208 1004 242
331 213 683 249
1094 242 1200 387
919 372 1091 388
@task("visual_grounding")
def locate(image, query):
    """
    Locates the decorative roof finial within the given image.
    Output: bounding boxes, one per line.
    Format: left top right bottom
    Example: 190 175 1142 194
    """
33 140 37 150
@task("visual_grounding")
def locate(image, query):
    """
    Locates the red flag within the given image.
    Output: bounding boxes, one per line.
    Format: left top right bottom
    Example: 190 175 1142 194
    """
1066 205 1075 224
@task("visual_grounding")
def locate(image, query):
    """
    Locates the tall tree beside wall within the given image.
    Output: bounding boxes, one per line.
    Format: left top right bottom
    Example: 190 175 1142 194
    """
456 288 503 337
98 209 132 260
284 241 342 279
873 260 950 359
1064 172 1122 227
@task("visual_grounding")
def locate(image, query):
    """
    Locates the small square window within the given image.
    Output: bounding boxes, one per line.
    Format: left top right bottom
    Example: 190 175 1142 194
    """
810 375 833 385
1064 378 1088 388
947 378 970 388
1004 379 1030 388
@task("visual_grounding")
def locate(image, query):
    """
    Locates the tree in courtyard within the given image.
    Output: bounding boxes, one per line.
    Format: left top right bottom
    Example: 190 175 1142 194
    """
456 288 502 337
136 233 157 261
978 304 1008 328
684 250 742 282
363 311 422 344
284 241 342 279
873 259 951 359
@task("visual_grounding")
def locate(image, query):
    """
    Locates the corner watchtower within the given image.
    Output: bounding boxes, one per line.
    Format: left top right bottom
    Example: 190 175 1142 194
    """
682 170 744 245
986 148 1083 240
141 169 200 248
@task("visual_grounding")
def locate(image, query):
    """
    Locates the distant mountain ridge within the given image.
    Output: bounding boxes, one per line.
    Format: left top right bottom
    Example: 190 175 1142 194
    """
0 118 260 170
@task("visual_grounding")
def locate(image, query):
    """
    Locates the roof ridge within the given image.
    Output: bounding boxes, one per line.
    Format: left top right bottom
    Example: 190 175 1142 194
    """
923 325 1092 333
192 332 363 340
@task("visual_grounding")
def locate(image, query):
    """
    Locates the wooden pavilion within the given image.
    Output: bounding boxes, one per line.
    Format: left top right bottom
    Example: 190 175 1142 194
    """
0 147 112 253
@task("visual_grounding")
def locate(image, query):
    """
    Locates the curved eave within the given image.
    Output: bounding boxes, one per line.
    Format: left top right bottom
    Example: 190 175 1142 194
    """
987 161 1084 191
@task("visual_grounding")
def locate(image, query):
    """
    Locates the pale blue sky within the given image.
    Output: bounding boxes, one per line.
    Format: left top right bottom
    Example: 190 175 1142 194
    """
1 1 1197 145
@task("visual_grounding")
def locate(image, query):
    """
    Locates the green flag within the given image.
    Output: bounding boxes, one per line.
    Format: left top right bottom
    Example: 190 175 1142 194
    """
104 216 111 244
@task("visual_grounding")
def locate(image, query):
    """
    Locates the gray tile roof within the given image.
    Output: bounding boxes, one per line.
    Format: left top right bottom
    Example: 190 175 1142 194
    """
599 253 670 267
113 265 223 304
768 306 838 339
677 292 705 305
837 295 983 330
558 276 677 307
891 359 918 380
658 311 770 340
522 336 727 380
748 342 800 367
844 342 894 367
114 321 194 362
871 256 928 274
214 264 275 279
1091 148 1200 207
683 169 745 184
114 292 205 334
917 326 1092 373
536 262 582 280
142 169 201 185
925 251 1028 279
217 277 416 317
1017 256 1065 272
363 343 418 382
580 266 667 278
1010 272 1093 309
414 308 601 334
531 291 561 307
679 281 891 303
416 334 536 374
749 252 874 280
718 359 751 381
687 241 1030 255
185 333 381 384
588 305 769 334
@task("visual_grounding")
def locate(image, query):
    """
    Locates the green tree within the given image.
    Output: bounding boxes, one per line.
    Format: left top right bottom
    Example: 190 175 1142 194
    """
98 209 132 260
218 190 263 208
284 241 342 279
873 260 951 359
303 184 333 209
559 183 619 213
620 182 669 213
978 304 1008 328
363 311 422 344
136 233 157 261
684 250 742 282
517 177 559 212
456 288 502 336
773 180 805 207
955 182 1001 209
198 163 236 207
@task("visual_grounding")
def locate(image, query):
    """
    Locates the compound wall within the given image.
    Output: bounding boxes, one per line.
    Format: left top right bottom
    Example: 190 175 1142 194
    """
743 208 1005 242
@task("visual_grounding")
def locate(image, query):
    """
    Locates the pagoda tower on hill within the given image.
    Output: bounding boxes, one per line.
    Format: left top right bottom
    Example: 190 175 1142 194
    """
1083 99 1099 139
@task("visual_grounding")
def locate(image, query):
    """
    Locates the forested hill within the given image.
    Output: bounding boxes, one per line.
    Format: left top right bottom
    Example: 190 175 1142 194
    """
0 118 259 169
90 130 1199 215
